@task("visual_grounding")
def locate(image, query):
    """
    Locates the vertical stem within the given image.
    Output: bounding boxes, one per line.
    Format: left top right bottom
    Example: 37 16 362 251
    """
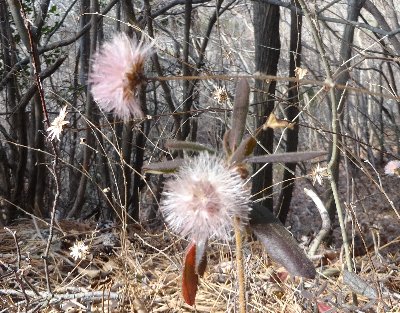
233 216 246 313
297 0 354 274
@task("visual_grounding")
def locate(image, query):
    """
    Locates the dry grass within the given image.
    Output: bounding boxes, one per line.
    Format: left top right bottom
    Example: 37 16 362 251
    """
0 214 399 312
1 166 399 312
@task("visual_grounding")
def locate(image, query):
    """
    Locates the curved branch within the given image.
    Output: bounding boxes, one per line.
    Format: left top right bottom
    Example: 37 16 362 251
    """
151 0 211 18
0 0 118 92
43 0 80 46
11 56 67 115
254 0 400 37
305 188 331 256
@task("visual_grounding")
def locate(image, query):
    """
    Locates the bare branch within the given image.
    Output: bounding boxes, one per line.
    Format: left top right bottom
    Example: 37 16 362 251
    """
304 188 331 256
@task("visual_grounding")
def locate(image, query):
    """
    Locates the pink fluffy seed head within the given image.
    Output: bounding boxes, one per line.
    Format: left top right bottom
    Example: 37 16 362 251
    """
160 152 251 242
89 33 152 121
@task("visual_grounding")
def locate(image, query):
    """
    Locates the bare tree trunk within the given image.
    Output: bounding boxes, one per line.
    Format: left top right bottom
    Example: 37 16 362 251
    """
32 91 46 217
69 0 98 218
276 0 302 224
0 0 23 223
130 86 148 221
32 0 52 217
181 0 194 140
67 56 80 210
364 0 400 55
0 143 11 225
114 0 139 219
7 0 47 217
252 1 281 210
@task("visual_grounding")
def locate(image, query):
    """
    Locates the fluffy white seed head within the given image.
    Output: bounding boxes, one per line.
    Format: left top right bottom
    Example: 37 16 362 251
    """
385 160 400 176
160 152 251 242
89 33 152 121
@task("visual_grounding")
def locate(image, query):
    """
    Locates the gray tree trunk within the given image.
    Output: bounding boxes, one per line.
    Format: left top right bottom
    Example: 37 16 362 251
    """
252 1 281 210
276 0 302 224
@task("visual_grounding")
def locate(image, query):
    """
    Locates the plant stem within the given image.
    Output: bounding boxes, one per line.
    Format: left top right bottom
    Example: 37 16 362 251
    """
297 0 354 273
233 216 246 313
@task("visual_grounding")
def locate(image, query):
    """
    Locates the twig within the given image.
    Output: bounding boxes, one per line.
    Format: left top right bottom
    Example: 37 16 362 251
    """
133 232 180 269
233 216 246 313
346 203 384 303
4 228 21 268
304 188 331 256
15 0 49 127
42 159 60 294
0 289 122 306
297 0 354 276
4 228 30 304
147 74 400 101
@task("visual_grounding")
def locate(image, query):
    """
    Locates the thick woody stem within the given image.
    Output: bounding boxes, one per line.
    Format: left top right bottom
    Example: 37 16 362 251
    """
233 216 246 313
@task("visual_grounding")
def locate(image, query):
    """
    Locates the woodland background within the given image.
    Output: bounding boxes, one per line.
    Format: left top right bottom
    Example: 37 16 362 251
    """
0 0 399 312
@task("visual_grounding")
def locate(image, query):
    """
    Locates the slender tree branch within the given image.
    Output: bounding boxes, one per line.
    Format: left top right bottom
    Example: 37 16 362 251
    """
305 188 331 256
254 0 400 37
0 0 118 92
297 0 354 277
10 56 67 115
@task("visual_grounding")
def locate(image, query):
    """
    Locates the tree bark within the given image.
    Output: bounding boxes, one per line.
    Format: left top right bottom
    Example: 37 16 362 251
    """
7 0 47 217
364 0 400 55
69 0 98 218
0 0 24 223
276 0 302 224
130 86 148 221
252 1 281 210
181 0 194 140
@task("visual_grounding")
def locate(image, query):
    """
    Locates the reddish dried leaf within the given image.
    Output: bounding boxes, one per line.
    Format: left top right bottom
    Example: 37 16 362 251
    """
182 243 198 306
320 250 340 265
317 301 333 313
277 270 289 283
269 270 289 283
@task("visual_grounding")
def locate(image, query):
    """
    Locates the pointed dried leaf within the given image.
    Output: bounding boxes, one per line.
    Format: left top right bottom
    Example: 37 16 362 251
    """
229 136 257 165
343 269 378 299
142 159 184 174
263 113 295 130
229 78 250 151
250 203 316 279
245 151 327 164
165 140 215 154
182 243 198 306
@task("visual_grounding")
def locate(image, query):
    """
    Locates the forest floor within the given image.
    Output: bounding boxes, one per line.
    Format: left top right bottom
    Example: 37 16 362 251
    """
0 165 399 312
